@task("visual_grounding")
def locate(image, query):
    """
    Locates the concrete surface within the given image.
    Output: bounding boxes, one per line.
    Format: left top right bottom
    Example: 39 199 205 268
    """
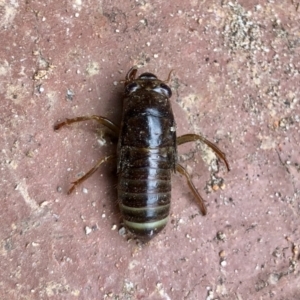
1 0 300 299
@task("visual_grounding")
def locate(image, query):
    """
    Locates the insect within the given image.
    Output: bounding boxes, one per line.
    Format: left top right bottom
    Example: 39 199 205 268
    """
54 67 230 241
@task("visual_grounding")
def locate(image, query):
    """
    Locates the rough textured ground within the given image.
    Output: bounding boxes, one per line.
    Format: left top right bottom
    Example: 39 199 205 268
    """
1 0 300 299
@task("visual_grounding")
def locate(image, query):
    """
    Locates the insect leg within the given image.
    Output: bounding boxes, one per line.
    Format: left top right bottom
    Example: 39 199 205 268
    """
176 163 207 215
177 134 230 171
54 115 119 136
163 69 174 83
54 116 119 193
120 66 138 85
67 154 116 194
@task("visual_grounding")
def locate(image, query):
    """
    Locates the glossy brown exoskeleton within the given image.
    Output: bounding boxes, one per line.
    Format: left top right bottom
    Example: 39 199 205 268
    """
54 67 230 241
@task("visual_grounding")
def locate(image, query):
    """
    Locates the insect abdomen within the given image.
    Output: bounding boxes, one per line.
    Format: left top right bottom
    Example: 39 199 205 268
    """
117 90 176 241
118 147 172 240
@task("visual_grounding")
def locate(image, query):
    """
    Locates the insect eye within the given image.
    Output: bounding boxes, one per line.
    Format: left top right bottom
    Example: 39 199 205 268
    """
125 82 139 94
159 83 172 98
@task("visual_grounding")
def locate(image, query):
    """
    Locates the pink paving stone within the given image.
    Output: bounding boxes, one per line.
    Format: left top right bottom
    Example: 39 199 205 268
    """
0 1 299 299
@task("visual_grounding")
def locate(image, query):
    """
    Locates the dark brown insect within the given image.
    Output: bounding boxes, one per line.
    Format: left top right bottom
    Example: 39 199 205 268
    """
54 67 230 241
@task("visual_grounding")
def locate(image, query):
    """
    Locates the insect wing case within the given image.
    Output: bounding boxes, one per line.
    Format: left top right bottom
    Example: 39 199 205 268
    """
117 74 177 241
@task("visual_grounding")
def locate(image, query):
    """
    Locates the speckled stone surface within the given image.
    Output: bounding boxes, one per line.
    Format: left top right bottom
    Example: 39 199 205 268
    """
1 1 300 299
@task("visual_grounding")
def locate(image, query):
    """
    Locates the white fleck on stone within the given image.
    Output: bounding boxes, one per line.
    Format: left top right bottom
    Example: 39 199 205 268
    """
85 226 92 235
221 260 227 267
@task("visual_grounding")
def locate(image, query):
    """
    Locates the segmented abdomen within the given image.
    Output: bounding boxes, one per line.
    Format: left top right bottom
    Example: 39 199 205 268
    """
118 147 172 240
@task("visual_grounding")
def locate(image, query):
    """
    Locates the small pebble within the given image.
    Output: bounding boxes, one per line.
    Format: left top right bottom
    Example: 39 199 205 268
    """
85 226 92 235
